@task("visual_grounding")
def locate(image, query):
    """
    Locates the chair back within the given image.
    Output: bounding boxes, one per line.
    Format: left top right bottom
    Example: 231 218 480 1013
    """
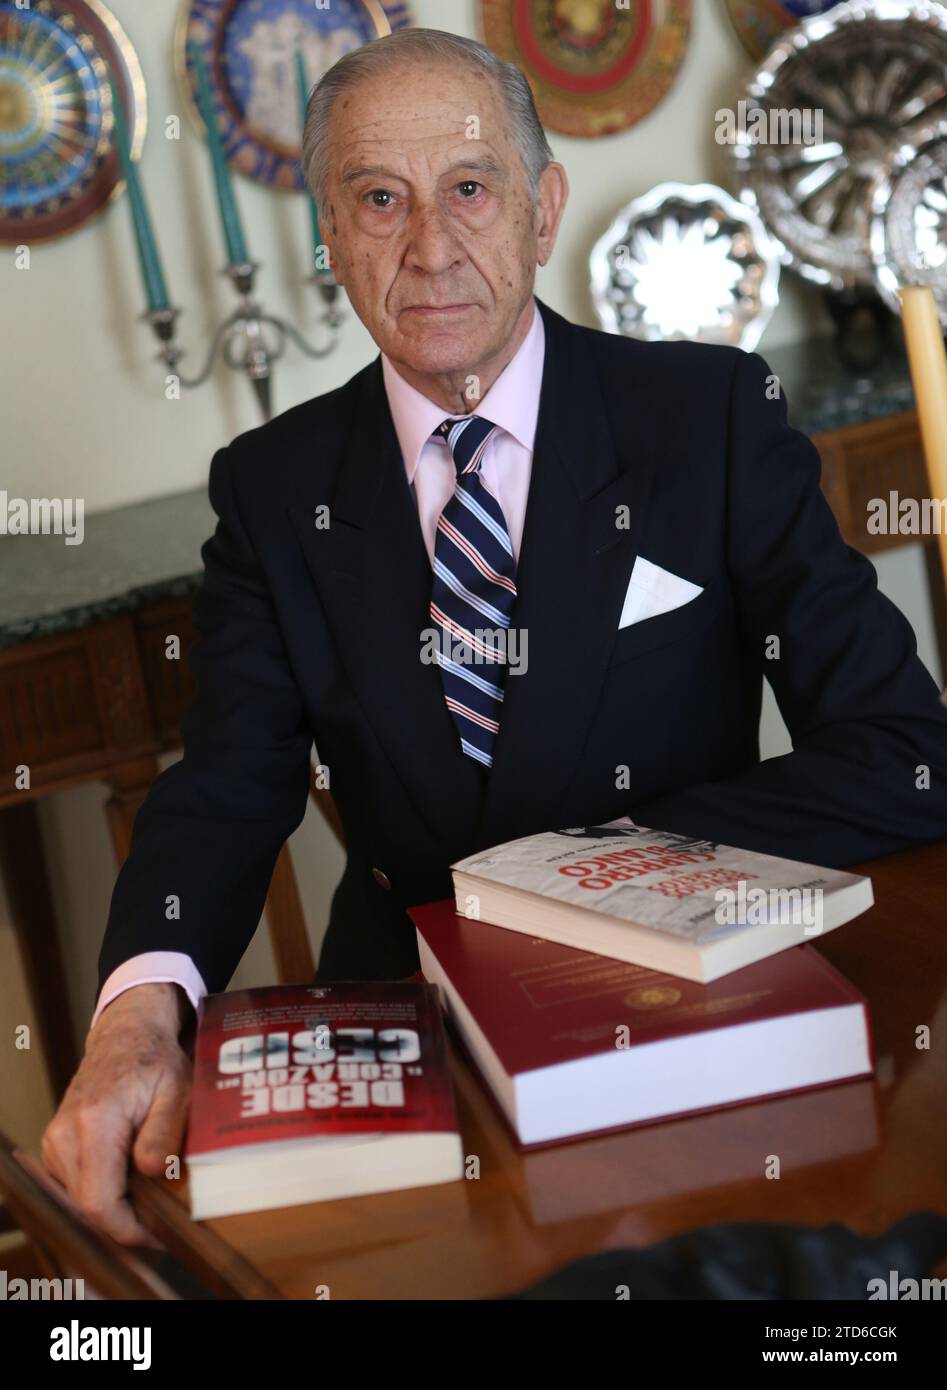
0 1131 180 1300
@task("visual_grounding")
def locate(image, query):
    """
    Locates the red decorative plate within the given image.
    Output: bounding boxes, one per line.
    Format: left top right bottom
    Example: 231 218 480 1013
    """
480 0 692 139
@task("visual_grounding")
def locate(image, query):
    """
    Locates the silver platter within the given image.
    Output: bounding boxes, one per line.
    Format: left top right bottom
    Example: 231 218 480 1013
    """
589 181 781 349
871 120 947 326
731 0 947 291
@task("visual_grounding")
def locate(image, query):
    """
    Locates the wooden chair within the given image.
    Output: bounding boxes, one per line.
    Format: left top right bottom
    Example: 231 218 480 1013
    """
0 1129 284 1299
103 760 344 991
262 765 345 985
0 1129 180 1299
900 288 947 695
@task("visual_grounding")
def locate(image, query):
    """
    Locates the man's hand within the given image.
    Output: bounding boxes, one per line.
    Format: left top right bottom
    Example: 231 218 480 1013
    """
41 983 193 1246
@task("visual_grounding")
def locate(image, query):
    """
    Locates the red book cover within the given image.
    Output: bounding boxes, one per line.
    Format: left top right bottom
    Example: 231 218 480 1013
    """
409 900 872 1078
186 981 459 1158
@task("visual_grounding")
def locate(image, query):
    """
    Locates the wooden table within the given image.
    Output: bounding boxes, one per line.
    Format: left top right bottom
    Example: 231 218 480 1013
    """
135 839 947 1301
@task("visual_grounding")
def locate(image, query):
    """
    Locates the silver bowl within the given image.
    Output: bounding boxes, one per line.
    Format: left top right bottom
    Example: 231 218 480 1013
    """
589 181 781 349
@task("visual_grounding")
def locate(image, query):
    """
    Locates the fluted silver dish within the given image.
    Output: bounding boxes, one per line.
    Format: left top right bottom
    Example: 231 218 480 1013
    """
731 0 947 291
870 120 947 327
589 181 780 349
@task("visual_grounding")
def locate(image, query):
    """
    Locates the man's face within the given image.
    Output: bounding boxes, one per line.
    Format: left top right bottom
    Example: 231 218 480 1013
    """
320 59 565 380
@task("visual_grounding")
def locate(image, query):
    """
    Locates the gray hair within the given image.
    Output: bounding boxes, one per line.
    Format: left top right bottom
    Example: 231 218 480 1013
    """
301 28 554 214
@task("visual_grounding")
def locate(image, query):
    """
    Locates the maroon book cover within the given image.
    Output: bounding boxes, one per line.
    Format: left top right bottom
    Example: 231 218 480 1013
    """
409 899 874 1078
186 981 459 1158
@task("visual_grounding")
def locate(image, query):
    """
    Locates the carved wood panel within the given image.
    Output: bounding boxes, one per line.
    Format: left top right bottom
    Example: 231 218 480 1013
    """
133 597 199 746
814 411 928 556
0 618 156 801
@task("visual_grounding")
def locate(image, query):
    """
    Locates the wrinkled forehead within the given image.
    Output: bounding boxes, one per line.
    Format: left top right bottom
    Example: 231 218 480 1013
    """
327 59 520 178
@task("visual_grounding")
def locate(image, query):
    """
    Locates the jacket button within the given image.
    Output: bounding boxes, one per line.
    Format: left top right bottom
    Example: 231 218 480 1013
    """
372 867 391 891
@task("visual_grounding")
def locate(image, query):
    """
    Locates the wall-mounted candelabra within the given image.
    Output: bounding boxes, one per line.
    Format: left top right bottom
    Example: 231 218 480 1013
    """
141 257 341 425
109 42 343 422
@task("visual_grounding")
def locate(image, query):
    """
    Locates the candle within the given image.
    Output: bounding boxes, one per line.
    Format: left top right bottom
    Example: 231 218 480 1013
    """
295 50 323 260
900 286 947 583
109 77 170 313
188 42 250 267
363 0 392 35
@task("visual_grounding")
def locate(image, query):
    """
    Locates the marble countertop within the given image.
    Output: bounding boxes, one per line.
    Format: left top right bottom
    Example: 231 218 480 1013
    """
0 334 918 650
0 487 214 650
763 336 915 436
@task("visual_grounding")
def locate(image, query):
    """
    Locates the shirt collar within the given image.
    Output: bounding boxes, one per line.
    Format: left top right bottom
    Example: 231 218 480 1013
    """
380 297 545 484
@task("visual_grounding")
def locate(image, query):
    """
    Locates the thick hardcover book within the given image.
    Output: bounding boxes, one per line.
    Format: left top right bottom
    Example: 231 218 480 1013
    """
451 820 873 982
411 900 874 1148
186 982 464 1218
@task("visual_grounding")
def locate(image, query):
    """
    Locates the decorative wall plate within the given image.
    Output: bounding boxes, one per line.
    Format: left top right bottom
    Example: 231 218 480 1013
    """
480 0 691 139
730 0 947 291
589 182 780 349
870 121 947 328
722 0 843 62
0 0 144 245
175 0 413 192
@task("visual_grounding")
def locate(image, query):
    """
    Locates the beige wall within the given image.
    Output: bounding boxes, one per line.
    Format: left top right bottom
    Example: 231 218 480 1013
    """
4 0 839 513
1 0 940 1146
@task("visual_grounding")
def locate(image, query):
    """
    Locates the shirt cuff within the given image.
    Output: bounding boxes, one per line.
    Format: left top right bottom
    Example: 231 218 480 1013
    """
89 953 208 1033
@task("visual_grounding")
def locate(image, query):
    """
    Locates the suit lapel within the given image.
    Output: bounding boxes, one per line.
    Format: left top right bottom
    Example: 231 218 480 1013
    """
288 298 660 854
473 299 659 849
288 359 484 847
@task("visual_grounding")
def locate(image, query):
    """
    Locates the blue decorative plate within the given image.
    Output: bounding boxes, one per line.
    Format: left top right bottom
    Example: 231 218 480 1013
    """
176 0 413 191
722 0 843 61
0 0 145 244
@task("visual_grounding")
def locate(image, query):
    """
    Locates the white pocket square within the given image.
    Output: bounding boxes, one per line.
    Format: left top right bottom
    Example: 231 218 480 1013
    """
618 556 704 629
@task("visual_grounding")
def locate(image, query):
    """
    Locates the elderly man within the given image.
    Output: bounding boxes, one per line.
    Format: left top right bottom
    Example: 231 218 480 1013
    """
43 28 947 1243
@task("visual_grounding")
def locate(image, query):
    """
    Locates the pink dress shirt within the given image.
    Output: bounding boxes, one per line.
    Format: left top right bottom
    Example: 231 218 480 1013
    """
89 300 546 1032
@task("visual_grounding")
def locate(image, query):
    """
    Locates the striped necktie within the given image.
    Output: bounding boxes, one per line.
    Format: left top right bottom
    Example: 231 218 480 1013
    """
429 415 518 768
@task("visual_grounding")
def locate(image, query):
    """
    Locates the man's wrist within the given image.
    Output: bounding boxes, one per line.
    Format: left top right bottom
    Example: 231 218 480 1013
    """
91 954 207 1034
91 981 192 1040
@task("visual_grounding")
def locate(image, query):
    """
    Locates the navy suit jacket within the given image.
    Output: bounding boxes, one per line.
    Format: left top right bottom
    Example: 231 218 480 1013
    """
99 298 947 991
